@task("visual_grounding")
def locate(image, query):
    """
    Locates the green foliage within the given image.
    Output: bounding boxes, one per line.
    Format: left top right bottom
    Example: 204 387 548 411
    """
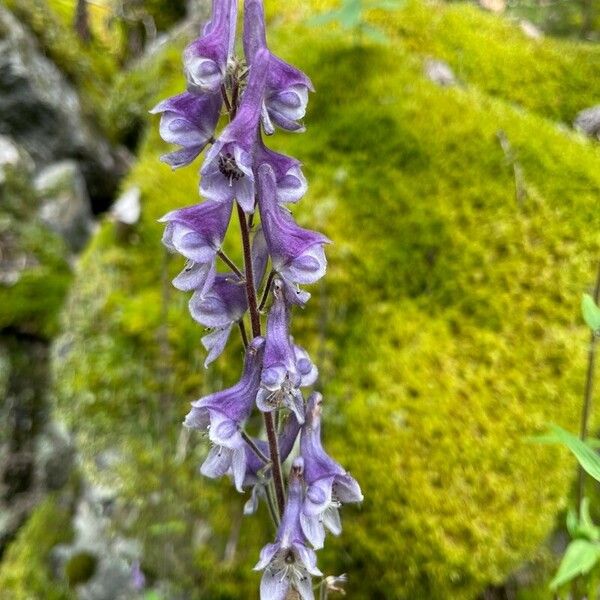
0 495 74 599
534 425 600 483
52 1 600 599
582 293 600 332
550 539 600 590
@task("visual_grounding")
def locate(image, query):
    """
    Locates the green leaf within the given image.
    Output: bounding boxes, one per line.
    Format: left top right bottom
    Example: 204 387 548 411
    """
533 425 600 483
550 539 600 589
567 506 579 537
582 293 600 332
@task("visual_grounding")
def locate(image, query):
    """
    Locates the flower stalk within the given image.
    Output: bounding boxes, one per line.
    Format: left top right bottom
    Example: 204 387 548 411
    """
152 1 362 596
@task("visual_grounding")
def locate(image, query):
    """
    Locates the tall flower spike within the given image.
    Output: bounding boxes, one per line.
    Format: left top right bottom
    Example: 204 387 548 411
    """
190 228 269 366
242 412 302 515
159 200 232 297
184 0 237 93
256 278 317 423
150 91 222 169
300 393 363 549
200 48 270 212
184 337 265 492
257 163 330 304
255 459 322 600
255 138 307 204
243 0 314 134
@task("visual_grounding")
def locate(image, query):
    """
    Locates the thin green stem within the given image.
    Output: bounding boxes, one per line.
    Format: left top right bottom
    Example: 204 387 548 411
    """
577 259 600 512
238 320 248 348
258 270 276 313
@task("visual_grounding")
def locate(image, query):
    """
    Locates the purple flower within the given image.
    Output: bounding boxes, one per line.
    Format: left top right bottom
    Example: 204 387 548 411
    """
184 337 265 491
159 200 232 297
243 0 314 134
189 230 269 366
255 459 322 600
150 91 222 169
254 139 307 204
184 0 237 93
256 279 318 423
242 412 302 515
200 49 270 212
299 393 363 549
257 163 330 303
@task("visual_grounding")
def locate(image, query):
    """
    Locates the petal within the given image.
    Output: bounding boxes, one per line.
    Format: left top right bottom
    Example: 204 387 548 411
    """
334 473 364 504
295 570 316 600
254 543 281 571
259 569 289 600
200 446 232 479
322 505 342 536
304 477 334 516
243 484 263 515
231 447 247 492
172 261 213 292
299 512 325 550
294 544 322 577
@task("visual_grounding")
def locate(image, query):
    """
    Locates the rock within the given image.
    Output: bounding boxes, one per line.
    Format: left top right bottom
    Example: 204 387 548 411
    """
574 105 600 140
110 186 141 226
35 422 74 491
34 161 94 252
52 481 142 600
0 6 120 210
0 134 33 185
424 58 457 87
519 20 543 40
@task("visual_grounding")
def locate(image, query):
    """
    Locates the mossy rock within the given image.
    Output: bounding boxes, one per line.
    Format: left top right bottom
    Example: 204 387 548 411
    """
0 494 73 599
0 150 71 338
53 1 600 598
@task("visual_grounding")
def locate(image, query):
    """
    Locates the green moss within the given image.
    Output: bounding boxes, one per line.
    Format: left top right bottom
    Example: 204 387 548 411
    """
306 0 600 124
53 2 600 598
0 495 74 600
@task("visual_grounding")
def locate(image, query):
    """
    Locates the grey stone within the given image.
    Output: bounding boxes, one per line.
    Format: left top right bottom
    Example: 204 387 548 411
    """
0 134 33 185
574 105 600 140
424 58 457 87
0 7 121 209
35 422 74 491
35 161 94 252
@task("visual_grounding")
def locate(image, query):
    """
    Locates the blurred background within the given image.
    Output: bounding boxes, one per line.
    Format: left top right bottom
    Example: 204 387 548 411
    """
0 0 599 598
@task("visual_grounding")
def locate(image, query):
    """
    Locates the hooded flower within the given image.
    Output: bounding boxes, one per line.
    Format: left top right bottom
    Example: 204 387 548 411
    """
243 0 314 133
184 337 265 491
150 91 222 169
254 138 307 204
256 279 318 423
255 459 322 600
184 0 237 93
299 393 363 549
200 48 270 212
159 200 232 297
189 229 269 366
242 412 302 515
257 163 330 303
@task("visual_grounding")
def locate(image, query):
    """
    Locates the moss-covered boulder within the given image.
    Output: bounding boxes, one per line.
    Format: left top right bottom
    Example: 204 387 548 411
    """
53 2 600 598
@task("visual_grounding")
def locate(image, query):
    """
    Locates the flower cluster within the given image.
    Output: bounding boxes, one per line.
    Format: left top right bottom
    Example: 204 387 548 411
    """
152 1 362 597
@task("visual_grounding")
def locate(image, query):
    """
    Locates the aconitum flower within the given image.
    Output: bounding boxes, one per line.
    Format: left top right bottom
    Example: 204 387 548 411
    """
184 337 265 491
159 200 232 297
189 230 268 365
256 279 317 423
257 163 330 303
300 393 363 549
254 139 307 204
184 0 237 93
200 48 270 212
255 459 322 600
242 413 302 515
150 91 222 168
243 0 314 134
